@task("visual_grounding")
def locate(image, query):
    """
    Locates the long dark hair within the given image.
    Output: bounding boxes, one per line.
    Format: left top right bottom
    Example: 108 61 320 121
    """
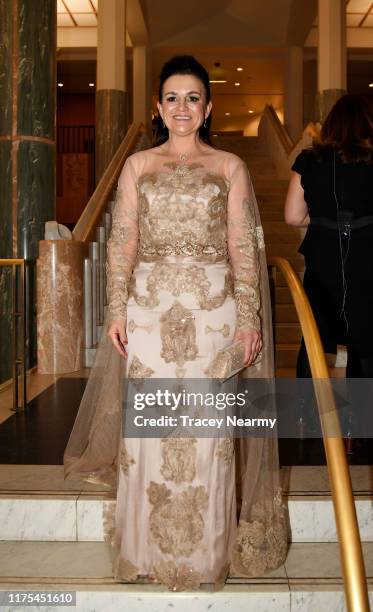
314 94 373 163
153 55 213 147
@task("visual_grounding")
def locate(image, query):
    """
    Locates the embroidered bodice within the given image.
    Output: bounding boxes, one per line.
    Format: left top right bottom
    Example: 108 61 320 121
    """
106 149 263 332
137 164 229 260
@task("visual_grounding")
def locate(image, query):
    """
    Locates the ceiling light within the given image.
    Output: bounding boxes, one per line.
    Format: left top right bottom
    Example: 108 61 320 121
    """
369 83 373 88
234 82 240 86
236 67 243 71
58 82 64 87
89 82 95 87
210 61 227 84
225 112 231 116
248 110 254 114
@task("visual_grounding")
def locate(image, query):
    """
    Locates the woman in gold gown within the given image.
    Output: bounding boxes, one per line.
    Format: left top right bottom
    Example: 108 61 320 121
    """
64 55 288 591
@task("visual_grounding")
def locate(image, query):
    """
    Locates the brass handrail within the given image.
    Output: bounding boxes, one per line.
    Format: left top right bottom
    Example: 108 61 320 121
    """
268 256 369 612
0 258 27 411
73 121 146 244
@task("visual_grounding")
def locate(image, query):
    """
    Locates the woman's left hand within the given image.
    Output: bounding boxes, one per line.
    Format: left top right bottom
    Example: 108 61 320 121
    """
233 328 262 366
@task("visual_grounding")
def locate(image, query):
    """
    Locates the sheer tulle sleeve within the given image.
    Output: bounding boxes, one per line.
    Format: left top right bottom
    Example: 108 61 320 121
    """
106 156 139 326
227 158 261 332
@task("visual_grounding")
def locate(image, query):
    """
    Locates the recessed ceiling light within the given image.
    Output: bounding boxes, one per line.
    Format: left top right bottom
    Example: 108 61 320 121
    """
234 82 240 86
58 82 64 87
89 82 95 87
209 80 227 83
369 83 373 88
248 110 254 114
225 112 231 116
236 67 243 71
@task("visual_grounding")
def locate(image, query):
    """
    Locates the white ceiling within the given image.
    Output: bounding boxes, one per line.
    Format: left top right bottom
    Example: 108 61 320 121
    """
346 0 373 26
57 0 97 27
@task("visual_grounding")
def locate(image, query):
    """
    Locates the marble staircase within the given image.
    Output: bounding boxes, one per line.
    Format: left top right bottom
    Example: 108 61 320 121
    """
215 135 304 371
0 464 372 610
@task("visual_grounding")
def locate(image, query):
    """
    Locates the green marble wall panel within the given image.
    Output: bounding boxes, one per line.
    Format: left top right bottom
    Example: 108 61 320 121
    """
0 140 13 383
0 0 56 384
0 0 13 135
17 140 55 374
0 268 12 384
17 141 55 260
17 0 56 138
0 141 12 258
96 89 127 182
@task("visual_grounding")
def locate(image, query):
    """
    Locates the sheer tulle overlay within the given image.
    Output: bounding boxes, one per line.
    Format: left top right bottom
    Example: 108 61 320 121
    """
63 148 288 590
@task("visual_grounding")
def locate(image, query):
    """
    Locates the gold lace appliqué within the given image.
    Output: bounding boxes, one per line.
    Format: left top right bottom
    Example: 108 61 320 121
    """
102 500 116 545
120 442 136 474
215 438 235 464
130 263 233 310
160 438 197 484
147 481 208 557
114 557 140 582
128 355 155 378
160 301 198 367
231 488 288 576
152 560 202 591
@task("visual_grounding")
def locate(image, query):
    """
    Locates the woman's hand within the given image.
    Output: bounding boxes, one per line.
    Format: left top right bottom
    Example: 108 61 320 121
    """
233 327 262 366
107 319 128 359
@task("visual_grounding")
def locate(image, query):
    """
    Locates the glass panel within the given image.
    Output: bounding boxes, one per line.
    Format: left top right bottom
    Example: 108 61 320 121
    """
347 0 371 12
73 12 97 25
362 13 373 25
64 0 92 12
57 0 67 13
346 13 364 25
57 13 75 26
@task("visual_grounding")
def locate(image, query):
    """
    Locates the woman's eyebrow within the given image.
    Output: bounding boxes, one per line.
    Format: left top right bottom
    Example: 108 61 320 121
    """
164 90 202 96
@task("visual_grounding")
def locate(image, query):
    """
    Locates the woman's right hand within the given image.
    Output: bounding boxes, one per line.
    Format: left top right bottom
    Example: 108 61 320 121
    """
107 319 128 359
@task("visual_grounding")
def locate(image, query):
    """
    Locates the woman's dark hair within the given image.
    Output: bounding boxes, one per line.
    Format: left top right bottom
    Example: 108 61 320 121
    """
314 94 373 163
153 55 212 147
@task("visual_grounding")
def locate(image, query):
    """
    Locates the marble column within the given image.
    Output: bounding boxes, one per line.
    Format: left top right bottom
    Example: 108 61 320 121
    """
0 0 56 384
133 45 152 138
37 241 86 374
284 46 303 142
96 0 128 182
316 0 347 122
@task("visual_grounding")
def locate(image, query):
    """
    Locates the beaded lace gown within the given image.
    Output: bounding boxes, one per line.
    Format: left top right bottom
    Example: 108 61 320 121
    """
64 147 288 591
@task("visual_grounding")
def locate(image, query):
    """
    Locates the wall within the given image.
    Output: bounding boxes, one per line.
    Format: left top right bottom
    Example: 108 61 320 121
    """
57 94 95 227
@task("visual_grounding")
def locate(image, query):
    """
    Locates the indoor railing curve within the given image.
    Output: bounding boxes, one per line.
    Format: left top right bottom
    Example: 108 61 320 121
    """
268 255 369 612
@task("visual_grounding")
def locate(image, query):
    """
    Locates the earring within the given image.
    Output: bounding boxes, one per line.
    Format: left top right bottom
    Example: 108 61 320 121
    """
204 118 207 128
162 119 166 128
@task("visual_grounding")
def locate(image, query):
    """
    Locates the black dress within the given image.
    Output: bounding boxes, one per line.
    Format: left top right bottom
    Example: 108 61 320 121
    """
292 147 373 360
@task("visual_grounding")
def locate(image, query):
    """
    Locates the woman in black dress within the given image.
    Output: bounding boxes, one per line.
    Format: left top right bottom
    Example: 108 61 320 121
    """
285 94 373 378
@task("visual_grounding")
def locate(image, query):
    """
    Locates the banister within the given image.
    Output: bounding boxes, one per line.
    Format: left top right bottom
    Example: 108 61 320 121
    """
268 256 369 612
73 122 146 243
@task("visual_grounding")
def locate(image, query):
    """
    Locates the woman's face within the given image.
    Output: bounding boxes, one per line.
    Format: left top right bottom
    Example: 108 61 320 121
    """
157 73 212 138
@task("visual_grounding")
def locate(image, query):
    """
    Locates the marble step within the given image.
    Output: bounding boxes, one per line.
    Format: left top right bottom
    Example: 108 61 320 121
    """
267 244 303 259
276 323 302 343
276 304 299 323
0 541 371 612
276 343 300 368
0 490 372 544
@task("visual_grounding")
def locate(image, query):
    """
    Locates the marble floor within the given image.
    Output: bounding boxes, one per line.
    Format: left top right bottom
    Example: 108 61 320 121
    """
0 464 372 496
0 542 371 612
1 370 372 466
